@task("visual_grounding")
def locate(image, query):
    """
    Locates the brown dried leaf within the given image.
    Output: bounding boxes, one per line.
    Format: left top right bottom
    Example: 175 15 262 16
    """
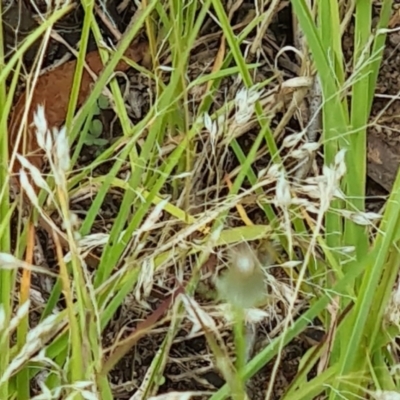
9 40 149 176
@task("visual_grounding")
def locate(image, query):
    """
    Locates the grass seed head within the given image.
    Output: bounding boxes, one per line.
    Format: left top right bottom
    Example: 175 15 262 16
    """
373 391 400 400
234 86 260 125
275 170 291 208
33 104 48 150
53 126 70 178
148 392 199 400
282 131 304 148
17 154 51 194
19 168 39 207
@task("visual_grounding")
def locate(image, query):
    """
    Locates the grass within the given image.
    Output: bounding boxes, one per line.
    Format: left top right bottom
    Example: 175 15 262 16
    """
0 0 400 399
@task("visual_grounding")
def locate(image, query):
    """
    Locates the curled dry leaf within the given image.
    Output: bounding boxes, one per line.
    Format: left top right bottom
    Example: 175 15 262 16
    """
8 40 150 182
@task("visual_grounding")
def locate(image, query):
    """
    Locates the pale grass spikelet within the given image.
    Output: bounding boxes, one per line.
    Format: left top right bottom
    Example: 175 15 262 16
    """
235 86 261 125
26 313 59 344
373 391 400 400
53 126 70 183
340 210 382 226
282 131 304 148
267 163 280 179
281 76 313 89
33 389 60 400
79 233 109 247
45 130 53 155
307 163 346 201
301 142 320 153
172 172 193 179
334 148 346 165
204 112 218 152
32 369 61 400
0 252 50 274
304 203 320 214
16 300 31 319
7 301 31 334
391 364 400 376
180 294 217 337
203 112 217 137
16 155 52 194
148 392 199 400
217 113 225 136
69 211 80 228
341 246 356 254
209 223 224 245
275 170 291 207
20 169 39 208
218 304 270 325
33 105 48 149
0 339 40 384
61 211 80 233
81 391 99 400
0 305 5 330
322 164 336 188
135 258 155 302
290 142 320 159
63 232 109 262
290 149 307 159
31 387 53 399
243 307 271 324
333 187 345 200
31 348 57 368
319 164 342 212
158 65 175 72
291 197 311 207
297 184 321 199
273 279 296 305
334 148 347 179
257 167 268 179
281 260 302 268
137 197 169 235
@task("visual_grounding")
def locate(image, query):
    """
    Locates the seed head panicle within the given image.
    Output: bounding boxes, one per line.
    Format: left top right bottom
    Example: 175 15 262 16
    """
234 86 261 125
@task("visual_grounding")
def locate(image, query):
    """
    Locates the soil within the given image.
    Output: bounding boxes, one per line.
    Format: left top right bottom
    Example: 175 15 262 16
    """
5 0 400 399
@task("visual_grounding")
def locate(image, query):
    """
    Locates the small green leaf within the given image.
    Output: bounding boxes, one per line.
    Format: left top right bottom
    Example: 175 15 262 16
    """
90 119 103 137
155 375 166 386
93 138 108 146
84 135 95 145
98 95 109 110
92 103 101 116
